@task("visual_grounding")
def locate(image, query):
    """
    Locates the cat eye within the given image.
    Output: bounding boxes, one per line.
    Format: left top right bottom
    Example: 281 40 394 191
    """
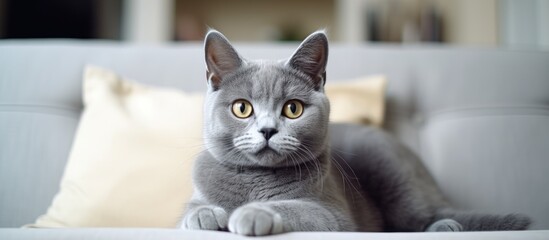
282 100 304 119
232 99 253 118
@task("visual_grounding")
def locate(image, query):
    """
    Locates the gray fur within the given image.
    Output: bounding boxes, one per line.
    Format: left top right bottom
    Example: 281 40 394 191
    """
179 30 531 235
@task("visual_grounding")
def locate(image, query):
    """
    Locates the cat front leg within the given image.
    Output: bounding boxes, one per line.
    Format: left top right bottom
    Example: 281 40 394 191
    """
228 199 348 236
180 201 229 231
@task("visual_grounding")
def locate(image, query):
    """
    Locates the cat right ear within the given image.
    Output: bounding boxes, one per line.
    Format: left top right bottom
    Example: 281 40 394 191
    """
286 31 329 89
204 30 243 90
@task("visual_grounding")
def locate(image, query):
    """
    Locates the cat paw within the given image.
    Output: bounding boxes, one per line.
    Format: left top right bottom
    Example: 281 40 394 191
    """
228 204 284 236
180 206 228 231
426 218 463 232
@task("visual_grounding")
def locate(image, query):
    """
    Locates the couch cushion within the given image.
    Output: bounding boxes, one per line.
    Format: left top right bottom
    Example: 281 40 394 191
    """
0 111 78 228
421 107 549 230
1 228 548 240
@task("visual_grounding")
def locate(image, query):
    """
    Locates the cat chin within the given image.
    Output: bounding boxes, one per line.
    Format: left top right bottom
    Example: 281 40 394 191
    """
246 148 284 167
243 149 312 168
241 149 296 167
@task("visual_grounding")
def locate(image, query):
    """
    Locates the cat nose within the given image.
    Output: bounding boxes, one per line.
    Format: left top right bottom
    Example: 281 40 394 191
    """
259 128 278 140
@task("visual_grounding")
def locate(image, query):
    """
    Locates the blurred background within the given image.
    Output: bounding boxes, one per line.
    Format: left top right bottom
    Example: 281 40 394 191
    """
0 0 547 48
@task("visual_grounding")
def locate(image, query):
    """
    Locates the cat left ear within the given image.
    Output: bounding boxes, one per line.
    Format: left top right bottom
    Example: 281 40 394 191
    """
204 30 244 90
287 31 329 88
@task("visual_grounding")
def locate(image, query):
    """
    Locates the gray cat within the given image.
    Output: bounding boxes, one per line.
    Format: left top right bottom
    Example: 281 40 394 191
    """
179 30 531 236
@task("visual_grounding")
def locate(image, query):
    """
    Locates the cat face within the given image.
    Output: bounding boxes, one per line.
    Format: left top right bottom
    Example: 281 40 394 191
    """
202 31 330 167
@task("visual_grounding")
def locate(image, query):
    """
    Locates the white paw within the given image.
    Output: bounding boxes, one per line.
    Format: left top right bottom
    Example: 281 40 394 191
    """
228 204 284 236
181 206 228 231
426 218 463 232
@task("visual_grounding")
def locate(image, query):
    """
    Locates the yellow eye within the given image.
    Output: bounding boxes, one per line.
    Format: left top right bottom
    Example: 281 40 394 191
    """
232 100 253 118
283 100 304 119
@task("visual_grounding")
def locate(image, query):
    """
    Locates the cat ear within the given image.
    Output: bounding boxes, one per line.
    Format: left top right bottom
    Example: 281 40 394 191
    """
287 31 329 88
204 30 244 90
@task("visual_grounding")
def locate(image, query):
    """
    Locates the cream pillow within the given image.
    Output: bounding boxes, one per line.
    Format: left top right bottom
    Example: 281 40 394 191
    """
29 66 203 227
326 75 386 127
29 66 385 228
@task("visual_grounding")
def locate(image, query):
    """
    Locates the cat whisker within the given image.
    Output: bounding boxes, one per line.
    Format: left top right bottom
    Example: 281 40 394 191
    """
287 151 302 181
291 146 316 187
329 153 363 203
297 144 324 191
331 149 360 181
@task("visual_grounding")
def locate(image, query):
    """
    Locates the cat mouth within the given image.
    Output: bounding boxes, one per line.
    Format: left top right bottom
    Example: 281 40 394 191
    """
251 145 286 166
256 145 280 155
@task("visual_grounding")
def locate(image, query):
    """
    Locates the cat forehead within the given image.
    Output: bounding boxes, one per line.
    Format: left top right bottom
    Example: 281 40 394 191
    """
218 61 315 101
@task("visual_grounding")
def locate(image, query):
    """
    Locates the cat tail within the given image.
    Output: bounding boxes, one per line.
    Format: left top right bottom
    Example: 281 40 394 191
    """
435 208 532 231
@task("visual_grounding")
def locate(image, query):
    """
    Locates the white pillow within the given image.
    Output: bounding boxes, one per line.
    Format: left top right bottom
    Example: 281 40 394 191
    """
29 66 203 227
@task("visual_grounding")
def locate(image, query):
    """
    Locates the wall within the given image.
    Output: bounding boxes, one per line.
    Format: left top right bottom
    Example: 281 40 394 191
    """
436 0 499 46
175 0 335 42
123 0 174 43
500 0 549 49
120 0 548 49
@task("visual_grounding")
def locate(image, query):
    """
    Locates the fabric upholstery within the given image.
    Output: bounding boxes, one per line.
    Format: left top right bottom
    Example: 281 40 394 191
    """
1 228 549 240
421 107 549 229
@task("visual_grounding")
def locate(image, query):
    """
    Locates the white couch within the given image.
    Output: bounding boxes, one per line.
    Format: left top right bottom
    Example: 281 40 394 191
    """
1 40 548 239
